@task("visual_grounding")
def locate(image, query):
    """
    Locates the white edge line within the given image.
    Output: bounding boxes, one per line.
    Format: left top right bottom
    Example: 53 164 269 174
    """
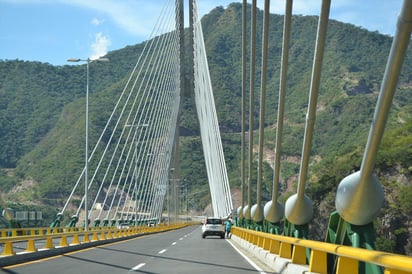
158 249 167 254
131 263 146 271
226 240 267 274
172 242 177 245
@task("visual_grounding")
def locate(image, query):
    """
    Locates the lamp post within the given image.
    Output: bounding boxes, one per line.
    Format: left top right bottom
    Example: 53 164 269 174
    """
67 57 109 231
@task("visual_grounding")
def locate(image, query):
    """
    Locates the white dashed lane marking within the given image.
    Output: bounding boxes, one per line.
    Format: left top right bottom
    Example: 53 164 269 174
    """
130 232 190 271
131 263 146 271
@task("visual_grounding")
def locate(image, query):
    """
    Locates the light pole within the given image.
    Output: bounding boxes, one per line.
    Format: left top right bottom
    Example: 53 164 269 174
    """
67 57 109 231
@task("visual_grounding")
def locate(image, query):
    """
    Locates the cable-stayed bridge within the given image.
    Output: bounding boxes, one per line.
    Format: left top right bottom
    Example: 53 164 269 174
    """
1 0 412 273
50 0 233 228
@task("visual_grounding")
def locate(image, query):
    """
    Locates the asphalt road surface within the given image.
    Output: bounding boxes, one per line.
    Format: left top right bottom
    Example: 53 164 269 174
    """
1 225 275 274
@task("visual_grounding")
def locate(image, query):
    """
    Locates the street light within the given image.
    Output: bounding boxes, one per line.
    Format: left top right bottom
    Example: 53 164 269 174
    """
67 56 109 231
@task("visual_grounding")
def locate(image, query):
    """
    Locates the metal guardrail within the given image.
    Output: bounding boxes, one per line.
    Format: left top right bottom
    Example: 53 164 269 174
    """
0 223 188 258
232 227 412 274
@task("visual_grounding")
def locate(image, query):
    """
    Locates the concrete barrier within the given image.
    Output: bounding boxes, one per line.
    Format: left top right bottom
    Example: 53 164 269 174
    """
230 234 314 274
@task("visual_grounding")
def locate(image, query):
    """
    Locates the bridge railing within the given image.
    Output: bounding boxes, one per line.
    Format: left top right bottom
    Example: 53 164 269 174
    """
232 227 412 274
0 223 189 262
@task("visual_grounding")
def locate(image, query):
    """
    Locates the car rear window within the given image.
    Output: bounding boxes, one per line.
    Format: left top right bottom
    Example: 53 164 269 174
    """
206 218 222 225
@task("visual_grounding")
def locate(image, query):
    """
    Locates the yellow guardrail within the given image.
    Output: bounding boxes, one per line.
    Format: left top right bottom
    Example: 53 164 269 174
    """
0 223 188 257
232 227 412 274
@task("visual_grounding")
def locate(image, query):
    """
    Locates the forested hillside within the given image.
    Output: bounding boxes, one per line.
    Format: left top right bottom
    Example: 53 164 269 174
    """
0 3 410 254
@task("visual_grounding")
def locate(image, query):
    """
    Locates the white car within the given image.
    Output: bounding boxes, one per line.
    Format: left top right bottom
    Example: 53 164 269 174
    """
201 217 225 239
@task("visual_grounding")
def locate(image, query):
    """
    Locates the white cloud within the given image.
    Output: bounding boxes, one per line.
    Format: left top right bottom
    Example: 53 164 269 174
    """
59 0 157 38
90 32 111 60
91 18 105 26
273 0 320 15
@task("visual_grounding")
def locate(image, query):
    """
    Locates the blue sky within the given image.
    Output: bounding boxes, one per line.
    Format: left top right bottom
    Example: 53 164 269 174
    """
0 0 403 66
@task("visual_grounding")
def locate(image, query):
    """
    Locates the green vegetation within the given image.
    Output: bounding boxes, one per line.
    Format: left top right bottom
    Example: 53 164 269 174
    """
0 2 410 254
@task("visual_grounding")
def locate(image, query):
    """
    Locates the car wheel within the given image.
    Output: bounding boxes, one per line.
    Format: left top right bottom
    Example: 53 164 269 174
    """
202 234 206 238
220 234 225 239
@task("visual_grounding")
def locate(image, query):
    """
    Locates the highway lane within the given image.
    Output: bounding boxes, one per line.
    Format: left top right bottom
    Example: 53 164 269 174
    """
1 225 274 274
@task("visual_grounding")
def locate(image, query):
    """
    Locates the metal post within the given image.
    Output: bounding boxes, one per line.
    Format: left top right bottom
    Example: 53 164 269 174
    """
265 0 292 226
285 0 331 227
246 0 257 226
254 0 270 229
85 58 89 231
134 135 138 226
336 0 412 225
67 57 109 230
239 0 247 225
175 183 178 222
167 179 170 225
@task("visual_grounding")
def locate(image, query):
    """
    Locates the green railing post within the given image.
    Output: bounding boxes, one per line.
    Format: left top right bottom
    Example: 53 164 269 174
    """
264 219 282 235
254 220 264 231
110 219 116 227
93 219 101 227
347 223 383 274
66 215 79 228
102 219 109 227
50 212 63 228
326 211 383 274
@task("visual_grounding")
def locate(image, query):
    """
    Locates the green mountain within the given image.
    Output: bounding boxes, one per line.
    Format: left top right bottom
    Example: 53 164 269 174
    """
0 3 410 254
